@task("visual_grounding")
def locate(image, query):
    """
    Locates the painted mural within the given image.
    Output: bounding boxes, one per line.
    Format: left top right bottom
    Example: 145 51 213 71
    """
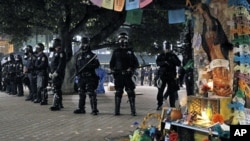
192 0 250 125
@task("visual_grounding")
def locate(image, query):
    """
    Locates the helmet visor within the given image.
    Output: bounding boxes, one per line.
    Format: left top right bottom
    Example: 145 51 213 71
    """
119 38 128 48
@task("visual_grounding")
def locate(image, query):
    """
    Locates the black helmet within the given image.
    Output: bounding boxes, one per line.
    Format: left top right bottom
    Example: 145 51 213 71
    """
163 40 171 51
24 45 33 54
52 38 62 48
35 43 44 53
1 57 8 65
15 54 22 61
8 53 15 62
117 32 128 48
80 37 90 51
49 38 61 52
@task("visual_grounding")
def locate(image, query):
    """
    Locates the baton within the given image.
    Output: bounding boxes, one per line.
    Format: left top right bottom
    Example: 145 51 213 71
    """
70 54 97 80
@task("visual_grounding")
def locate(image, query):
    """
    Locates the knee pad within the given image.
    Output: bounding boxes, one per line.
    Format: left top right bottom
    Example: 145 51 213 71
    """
126 88 135 97
86 91 95 96
115 90 123 97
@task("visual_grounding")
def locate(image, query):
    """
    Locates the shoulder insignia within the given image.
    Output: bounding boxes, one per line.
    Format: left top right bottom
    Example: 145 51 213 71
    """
60 53 63 58
78 56 82 60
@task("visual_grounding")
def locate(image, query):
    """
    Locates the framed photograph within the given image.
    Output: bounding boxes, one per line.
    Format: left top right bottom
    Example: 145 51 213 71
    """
160 107 172 122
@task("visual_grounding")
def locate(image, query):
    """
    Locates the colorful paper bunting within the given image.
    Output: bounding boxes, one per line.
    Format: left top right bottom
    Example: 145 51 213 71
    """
168 8 185 24
125 0 140 11
114 0 125 12
102 0 114 10
91 0 153 11
125 9 143 24
90 0 103 7
139 0 152 8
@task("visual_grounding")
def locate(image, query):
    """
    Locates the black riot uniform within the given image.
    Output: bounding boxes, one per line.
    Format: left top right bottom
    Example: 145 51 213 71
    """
1 57 8 92
0 60 2 91
7 53 16 95
109 33 139 116
34 43 49 105
0 57 7 91
49 38 67 111
74 37 100 115
24 45 37 101
14 54 24 96
156 41 181 109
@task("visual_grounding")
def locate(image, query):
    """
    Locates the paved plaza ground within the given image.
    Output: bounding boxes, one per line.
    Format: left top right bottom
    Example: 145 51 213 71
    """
0 85 187 141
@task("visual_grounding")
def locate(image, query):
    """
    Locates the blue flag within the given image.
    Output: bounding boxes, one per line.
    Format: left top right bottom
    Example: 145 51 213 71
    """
168 9 185 24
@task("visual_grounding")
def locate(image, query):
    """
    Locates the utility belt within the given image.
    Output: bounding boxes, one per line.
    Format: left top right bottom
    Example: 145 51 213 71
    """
27 69 36 76
36 70 47 76
79 72 95 77
114 70 132 75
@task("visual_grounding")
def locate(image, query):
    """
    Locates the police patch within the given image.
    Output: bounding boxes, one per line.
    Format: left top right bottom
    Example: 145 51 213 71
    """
42 57 45 61
87 55 90 58
60 53 63 58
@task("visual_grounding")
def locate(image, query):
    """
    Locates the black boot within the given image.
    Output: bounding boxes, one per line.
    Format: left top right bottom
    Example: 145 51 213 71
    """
74 109 86 114
90 96 99 115
115 97 121 115
58 90 64 108
74 94 86 114
129 97 136 116
40 90 48 105
50 94 60 111
59 101 64 109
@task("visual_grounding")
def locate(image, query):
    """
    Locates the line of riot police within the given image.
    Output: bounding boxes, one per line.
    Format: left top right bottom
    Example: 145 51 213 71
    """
0 43 57 108
0 53 24 96
0 33 142 116
22 40 67 112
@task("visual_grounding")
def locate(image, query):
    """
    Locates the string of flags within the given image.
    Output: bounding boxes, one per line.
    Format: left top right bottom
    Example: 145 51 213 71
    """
90 0 153 11
90 0 188 24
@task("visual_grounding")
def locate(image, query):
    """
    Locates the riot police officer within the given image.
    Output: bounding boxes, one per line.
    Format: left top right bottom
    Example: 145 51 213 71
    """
1 57 8 92
15 54 24 96
74 37 100 115
156 41 181 110
49 38 66 111
0 59 2 91
33 43 49 105
24 45 37 101
109 32 139 116
7 53 16 95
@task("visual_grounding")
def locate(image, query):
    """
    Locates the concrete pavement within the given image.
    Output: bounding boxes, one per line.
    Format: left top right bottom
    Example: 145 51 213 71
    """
0 85 187 141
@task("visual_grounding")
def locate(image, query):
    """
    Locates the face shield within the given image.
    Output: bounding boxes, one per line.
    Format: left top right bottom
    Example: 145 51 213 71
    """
119 38 128 48
14 55 21 61
1 57 7 65
163 41 171 53
80 37 90 51
34 43 44 54
51 38 61 52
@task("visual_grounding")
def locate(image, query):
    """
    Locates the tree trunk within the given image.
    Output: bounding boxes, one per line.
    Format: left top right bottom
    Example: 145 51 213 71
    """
61 32 75 94
62 57 75 94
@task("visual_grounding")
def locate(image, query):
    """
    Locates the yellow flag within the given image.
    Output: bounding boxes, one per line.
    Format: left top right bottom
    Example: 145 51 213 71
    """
102 0 114 10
